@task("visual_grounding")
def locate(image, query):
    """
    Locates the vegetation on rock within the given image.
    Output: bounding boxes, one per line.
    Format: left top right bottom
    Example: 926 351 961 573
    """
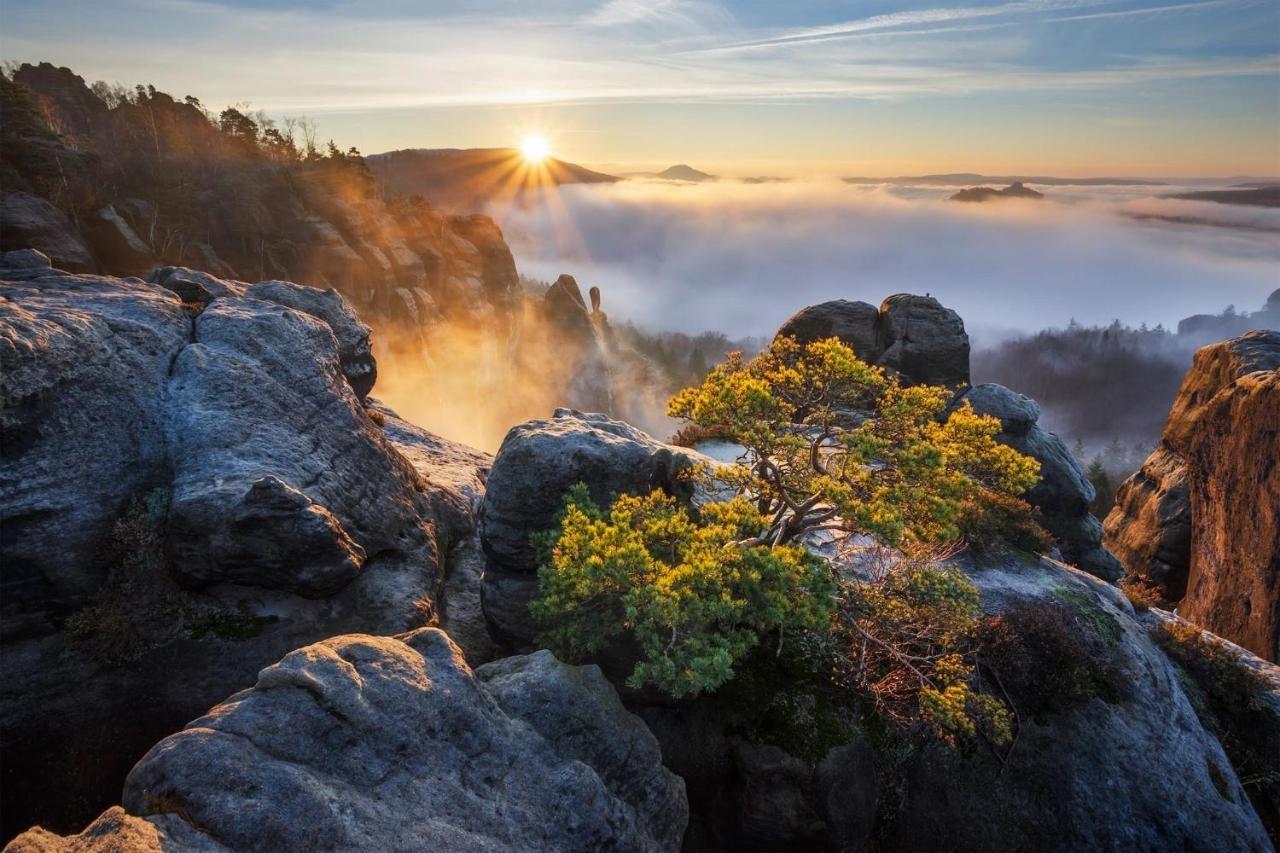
66 489 280 664
667 335 1042 548
977 594 1129 722
532 485 834 698
1154 621 1278 834
536 337 1048 751
836 555 1013 747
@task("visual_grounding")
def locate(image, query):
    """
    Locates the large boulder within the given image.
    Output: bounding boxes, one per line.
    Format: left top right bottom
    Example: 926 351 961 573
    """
0 193 95 273
775 299 881 361
876 293 970 388
954 383 1124 580
83 204 153 275
163 297 433 598
10 631 688 852
146 269 380 400
242 280 378 399
774 293 970 388
1106 331 1280 661
0 261 491 841
479 409 706 649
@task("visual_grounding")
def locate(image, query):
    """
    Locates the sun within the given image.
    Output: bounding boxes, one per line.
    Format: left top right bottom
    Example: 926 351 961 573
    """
519 133 551 164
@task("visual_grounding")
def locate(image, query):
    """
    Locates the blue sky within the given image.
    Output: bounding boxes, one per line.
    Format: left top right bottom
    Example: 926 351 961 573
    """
2 0 1278 175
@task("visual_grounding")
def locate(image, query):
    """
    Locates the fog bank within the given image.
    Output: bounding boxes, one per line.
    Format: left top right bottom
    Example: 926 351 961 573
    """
497 179 1280 343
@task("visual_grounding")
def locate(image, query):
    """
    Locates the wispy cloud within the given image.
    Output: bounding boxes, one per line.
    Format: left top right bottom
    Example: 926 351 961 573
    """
1046 0 1259 22
689 0 1263 54
690 0 1105 53
582 0 729 30
2 0 1275 169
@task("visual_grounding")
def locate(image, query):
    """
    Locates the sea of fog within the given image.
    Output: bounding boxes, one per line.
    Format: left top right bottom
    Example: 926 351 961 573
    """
495 179 1280 344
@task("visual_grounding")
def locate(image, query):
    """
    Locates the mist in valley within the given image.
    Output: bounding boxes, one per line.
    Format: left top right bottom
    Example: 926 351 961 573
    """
496 178 1279 341
421 177 1280 508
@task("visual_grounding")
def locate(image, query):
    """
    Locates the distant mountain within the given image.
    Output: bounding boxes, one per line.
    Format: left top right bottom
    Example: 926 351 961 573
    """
1166 186 1280 208
368 148 619 210
949 182 1045 203
846 173 1166 187
653 164 717 182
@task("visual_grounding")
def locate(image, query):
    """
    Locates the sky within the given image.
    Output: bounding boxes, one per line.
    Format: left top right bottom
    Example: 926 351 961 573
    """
3 0 1278 176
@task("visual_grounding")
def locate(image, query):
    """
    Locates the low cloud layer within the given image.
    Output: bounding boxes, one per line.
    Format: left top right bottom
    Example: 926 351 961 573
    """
498 180 1280 343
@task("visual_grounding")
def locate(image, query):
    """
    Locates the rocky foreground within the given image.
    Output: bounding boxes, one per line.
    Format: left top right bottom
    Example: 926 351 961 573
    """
2 254 1278 851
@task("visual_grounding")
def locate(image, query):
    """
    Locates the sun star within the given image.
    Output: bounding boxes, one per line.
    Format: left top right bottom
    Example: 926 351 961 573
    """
519 133 551 164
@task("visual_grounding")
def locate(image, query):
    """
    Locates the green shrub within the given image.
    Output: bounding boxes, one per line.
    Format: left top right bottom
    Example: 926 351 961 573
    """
1155 621 1269 717
836 559 1012 748
978 596 1129 721
717 632 859 765
532 485 836 698
957 489 1053 555
66 491 193 665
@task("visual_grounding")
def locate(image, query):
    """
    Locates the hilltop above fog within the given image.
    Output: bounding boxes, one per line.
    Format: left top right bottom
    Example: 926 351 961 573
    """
367 148 620 210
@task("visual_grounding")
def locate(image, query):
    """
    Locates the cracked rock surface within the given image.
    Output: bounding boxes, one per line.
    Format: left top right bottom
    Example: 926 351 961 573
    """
10 630 688 852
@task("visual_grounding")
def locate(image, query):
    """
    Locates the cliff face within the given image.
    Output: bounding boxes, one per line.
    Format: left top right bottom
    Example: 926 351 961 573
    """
1106 330 1280 661
1 63 646 451
0 252 491 840
0 64 520 340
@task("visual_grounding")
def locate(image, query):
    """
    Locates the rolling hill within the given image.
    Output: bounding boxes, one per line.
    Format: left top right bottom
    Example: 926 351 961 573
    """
369 148 620 210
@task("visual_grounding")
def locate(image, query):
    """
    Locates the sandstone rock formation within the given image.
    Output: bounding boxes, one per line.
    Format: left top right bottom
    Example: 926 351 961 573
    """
0 255 492 840
1103 447 1191 600
0 192 95 272
1106 330 1280 661
1177 287 1280 345
9 630 688 852
479 409 708 649
2 63 524 338
82 204 153 275
531 274 615 414
775 293 970 387
473 408 1274 850
774 299 880 360
955 383 1124 580
877 293 971 388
